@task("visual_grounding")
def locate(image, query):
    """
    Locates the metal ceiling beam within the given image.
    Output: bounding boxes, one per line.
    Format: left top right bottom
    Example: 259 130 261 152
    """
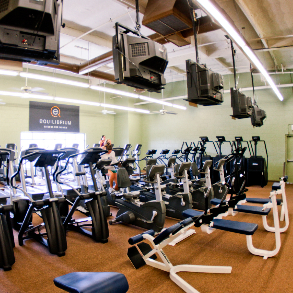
235 0 278 70
79 51 113 75
44 62 115 82
254 45 293 52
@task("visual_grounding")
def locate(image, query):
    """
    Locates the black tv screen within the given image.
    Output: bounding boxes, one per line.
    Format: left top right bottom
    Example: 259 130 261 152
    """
113 24 168 93
231 88 252 118
186 59 224 106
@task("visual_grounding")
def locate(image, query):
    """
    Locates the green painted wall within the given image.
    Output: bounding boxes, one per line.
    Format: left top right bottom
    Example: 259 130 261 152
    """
114 113 129 148
0 68 292 181
0 73 115 149
140 73 293 181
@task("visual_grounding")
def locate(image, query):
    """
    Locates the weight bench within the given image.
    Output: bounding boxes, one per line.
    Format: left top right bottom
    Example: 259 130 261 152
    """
212 177 289 233
183 187 282 259
127 215 231 293
245 177 289 231
211 197 281 206
245 182 282 204
54 272 129 293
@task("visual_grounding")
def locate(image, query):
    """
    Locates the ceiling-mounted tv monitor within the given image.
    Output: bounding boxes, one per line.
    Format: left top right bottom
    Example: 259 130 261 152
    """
231 88 252 118
186 59 224 106
112 22 168 93
251 105 266 127
0 0 62 65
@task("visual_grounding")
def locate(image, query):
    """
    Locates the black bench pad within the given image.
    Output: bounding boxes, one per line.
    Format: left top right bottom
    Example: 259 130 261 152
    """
182 209 204 219
246 198 281 205
212 219 258 235
272 182 281 190
212 197 281 206
234 205 271 215
54 272 129 293
210 198 226 206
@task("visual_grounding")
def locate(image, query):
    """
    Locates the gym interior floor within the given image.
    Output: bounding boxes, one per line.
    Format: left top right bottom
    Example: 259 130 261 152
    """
0 182 292 293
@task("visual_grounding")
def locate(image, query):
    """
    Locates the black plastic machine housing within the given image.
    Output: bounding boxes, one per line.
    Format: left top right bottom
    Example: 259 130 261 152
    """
0 0 61 64
230 88 253 118
186 59 224 106
112 22 168 92
251 105 266 127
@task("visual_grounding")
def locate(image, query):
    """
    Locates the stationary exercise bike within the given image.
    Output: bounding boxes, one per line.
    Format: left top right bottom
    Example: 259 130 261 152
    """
109 165 166 232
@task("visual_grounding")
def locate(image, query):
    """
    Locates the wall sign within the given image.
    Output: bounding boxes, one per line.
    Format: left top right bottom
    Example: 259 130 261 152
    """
29 101 79 132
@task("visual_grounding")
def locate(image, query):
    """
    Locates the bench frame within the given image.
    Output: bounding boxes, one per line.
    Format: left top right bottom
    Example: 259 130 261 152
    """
129 220 232 293
208 190 281 259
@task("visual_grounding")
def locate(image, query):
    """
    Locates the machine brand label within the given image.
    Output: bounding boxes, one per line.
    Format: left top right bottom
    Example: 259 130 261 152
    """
29 101 79 132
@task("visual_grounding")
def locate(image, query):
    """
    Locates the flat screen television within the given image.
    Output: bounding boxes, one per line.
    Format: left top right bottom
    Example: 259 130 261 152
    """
186 59 224 106
0 0 61 64
231 88 252 118
113 23 168 92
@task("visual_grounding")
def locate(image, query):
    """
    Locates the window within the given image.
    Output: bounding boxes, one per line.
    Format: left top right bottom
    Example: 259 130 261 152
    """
20 132 86 151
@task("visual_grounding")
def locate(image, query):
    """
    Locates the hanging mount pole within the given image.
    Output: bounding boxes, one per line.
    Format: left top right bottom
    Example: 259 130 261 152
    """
190 8 200 64
250 63 256 104
135 0 141 34
226 35 237 89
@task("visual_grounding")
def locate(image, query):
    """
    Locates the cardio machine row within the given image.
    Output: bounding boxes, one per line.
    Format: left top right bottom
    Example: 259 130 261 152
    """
0 144 114 270
0 141 215 270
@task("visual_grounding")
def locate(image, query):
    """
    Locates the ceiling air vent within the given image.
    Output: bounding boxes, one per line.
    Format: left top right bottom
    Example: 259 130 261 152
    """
142 0 193 36
0 0 9 13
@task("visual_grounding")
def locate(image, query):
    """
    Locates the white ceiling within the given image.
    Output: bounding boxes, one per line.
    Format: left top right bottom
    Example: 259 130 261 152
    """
10 0 291 87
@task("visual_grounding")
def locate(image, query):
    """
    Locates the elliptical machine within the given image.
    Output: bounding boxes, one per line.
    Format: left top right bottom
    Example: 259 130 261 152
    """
109 165 166 232
0 150 15 270
12 150 67 256
55 148 109 243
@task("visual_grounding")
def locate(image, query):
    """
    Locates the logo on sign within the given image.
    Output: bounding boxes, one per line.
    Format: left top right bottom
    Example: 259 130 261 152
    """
51 106 61 117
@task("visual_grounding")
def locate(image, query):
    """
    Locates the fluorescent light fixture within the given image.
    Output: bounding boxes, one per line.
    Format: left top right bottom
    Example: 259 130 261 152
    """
0 90 53 100
20 72 90 88
0 69 19 76
90 85 186 109
16 70 186 109
0 90 149 113
90 85 139 98
196 0 284 101
137 95 174 107
54 97 150 114
54 97 101 107
100 103 150 114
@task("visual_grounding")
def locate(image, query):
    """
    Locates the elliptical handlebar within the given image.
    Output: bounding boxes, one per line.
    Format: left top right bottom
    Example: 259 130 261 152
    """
0 150 11 186
11 151 43 188
54 152 80 183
